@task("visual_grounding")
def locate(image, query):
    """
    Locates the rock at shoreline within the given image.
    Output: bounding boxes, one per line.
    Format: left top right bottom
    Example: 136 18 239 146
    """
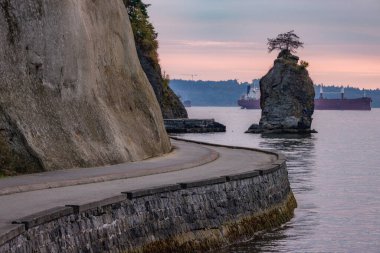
164 119 226 133
0 0 170 174
247 50 316 134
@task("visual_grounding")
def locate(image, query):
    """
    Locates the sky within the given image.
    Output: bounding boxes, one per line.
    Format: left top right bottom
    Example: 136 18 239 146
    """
144 0 380 89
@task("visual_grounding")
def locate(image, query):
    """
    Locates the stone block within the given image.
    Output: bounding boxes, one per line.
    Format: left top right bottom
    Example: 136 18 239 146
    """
259 164 281 175
67 195 128 213
123 184 181 200
12 206 73 230
179 177 226 189
0 224 25 246
226 171 260 181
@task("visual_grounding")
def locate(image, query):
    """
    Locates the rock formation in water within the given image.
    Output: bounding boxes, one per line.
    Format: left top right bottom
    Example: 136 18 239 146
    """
125 0 188 119
247 50 315 133
0 0 171 175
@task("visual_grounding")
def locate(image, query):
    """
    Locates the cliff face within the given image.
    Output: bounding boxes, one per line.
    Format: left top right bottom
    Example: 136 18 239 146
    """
136 47 188 119
247 51 315 133
0 0 171 175
124 0 187 119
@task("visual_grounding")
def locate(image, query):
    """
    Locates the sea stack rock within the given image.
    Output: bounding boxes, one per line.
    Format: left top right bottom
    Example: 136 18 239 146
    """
247 50 315 134
0 0 170 175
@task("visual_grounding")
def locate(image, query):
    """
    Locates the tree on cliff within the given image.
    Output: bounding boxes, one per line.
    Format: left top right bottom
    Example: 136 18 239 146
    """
267 30 304 54
124 0 159 67
124 0 188 119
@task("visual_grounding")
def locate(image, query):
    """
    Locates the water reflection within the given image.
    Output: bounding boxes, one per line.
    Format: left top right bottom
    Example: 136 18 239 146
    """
258 133 316 193
186 107 380 252
218 134 319 253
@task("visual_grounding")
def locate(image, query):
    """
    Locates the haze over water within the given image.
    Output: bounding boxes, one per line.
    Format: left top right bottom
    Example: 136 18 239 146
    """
179 107 380 253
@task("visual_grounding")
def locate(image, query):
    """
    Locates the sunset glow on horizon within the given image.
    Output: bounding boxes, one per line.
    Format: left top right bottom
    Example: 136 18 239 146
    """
145 0 380 89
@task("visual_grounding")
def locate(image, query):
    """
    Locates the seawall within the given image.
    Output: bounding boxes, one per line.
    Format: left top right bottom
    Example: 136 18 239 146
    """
164 119 226 133
0 141 296 252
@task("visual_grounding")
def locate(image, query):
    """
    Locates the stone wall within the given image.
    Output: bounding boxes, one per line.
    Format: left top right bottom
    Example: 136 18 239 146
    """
0 159 296 253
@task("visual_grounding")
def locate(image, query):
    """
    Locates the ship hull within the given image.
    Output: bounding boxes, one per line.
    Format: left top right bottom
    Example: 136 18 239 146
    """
238 97 371 110
238 99 261 109
314 97 371 110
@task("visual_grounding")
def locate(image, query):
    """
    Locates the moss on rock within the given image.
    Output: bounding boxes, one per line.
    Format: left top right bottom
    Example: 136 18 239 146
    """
126 192 297 253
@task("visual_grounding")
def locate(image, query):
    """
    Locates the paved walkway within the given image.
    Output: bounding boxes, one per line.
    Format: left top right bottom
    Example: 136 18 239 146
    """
0 140 219 196
0 139 278 237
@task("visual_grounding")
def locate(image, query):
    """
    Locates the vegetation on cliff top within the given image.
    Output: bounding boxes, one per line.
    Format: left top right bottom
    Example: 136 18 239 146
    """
124 0 159 70
124 0 187 119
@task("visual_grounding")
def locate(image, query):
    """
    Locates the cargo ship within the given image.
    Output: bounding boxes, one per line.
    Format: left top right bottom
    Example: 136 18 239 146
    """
238 86 372 110
237 85 261 109
314 87 371 110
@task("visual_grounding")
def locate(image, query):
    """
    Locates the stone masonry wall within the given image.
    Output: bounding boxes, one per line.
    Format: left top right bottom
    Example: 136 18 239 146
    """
0 162 296 253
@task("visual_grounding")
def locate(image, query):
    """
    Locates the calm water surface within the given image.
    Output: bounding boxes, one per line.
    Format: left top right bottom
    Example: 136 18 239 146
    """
179 107 380 253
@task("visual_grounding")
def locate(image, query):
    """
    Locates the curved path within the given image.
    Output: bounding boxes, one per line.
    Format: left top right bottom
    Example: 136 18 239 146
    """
0 139 280 241
0 141 219 196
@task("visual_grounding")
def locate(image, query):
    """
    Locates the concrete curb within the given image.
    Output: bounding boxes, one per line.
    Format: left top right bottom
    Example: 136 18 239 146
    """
67 195 128 214
226 171 260 181
179 177 227 189
0 224 25 246
12 206 73 230
123 184 182 200
169 136 286 160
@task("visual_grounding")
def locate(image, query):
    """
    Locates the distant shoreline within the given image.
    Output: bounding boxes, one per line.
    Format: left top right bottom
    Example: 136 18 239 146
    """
170 79 380 108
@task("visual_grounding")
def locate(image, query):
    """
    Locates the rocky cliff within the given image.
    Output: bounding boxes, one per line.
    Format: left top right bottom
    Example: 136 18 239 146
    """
137 47 188 119
247 50 315 133
125 0 188 119
0 0 171 175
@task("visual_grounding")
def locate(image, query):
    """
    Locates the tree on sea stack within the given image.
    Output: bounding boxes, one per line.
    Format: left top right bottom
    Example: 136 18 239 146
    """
267 30 304 54
246 31 316 134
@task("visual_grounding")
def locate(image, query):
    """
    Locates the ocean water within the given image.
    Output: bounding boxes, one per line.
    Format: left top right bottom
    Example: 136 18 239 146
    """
179 107 380 253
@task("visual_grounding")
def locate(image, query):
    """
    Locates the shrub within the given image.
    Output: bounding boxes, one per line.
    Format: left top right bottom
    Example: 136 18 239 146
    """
300 60 309 69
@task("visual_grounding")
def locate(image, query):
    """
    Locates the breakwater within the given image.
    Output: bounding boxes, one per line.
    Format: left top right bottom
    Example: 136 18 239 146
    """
0 142 296 253
164 119 226 133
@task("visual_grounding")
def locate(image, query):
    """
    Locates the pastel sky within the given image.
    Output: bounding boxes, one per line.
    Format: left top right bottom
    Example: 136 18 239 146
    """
145 0 380 89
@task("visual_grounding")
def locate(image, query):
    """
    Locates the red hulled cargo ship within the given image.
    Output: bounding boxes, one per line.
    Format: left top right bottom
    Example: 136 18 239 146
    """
238 85 261 109
314 87 371 110
237 98 261 109
238 86 372 110
314 97 371 110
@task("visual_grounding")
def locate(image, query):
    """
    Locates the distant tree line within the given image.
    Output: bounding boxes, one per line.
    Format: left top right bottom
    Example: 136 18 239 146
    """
170 79 244 107
170 79 380 108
